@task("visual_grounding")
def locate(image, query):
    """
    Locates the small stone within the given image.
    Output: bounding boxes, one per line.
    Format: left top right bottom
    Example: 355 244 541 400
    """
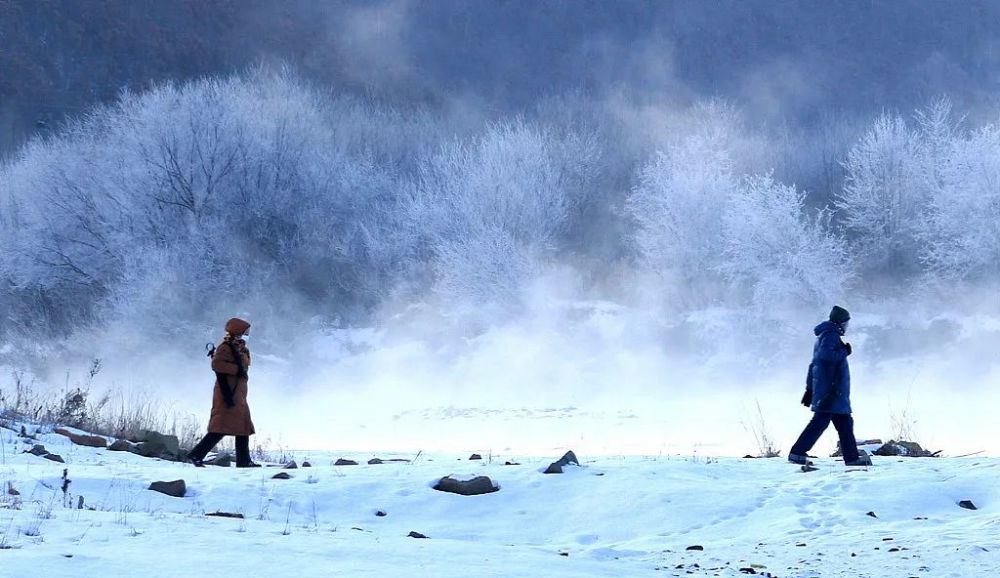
206 511 244 519
368 458 383 465
866 511 878 518
44 453 65 463
335 458 358 466
559 552 569 557
739 568 757 575
302 461 312 468
504 461 520 466
686 545 704 551
469 454 482 460
272 472 291 480
148 480 186 497
407 531 428 539
283 461 298 469
959 500 977 510
375 511 387 517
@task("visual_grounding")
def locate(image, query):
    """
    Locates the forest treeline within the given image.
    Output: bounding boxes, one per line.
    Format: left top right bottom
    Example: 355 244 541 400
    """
1 68 998 351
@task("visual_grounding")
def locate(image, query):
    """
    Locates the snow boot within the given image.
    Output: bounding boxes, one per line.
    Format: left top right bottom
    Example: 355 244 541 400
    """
236 461 261 468
788 453 811 465
844 450 873 467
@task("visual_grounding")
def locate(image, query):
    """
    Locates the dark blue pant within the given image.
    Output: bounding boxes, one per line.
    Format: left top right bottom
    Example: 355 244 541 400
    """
790 412 858 462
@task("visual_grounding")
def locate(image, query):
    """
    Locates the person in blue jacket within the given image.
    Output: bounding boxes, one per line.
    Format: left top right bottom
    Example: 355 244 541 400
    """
788 305 872 466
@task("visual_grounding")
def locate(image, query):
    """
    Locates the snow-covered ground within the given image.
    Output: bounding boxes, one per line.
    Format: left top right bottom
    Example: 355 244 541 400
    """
1 426 996 577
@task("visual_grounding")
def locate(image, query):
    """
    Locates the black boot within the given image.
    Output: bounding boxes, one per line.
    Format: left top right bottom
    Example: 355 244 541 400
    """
234 435 260 468
188 433 224 467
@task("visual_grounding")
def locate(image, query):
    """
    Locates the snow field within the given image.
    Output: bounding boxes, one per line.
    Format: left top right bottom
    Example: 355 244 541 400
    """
0 429 997 577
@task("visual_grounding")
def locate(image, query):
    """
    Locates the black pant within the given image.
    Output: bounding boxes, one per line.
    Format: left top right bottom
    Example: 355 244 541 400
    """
188 433 251 464
790 412 859 462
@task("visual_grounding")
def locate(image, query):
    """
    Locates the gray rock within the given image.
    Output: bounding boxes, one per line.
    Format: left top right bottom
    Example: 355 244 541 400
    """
27 444 48 456
407 531 428 539
543 451 579 474
959 500 978 510
686 545 704 551
206 511 244 519
433 475 499 496
368 458 384 465
335 459 358 466
469 454 482 460
873 440 937 457
302 461 312 468
134 430 180 458
206 453 232 467
43 453 65 463
272 472 291 480
148 480 186 497
283 461 298 469
108 439 131 452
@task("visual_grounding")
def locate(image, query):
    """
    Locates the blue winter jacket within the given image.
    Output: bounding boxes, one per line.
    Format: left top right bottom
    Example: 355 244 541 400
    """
806 321 851 415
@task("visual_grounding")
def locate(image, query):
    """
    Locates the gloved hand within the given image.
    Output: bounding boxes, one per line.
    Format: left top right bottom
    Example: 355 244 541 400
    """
800 387 812 407
844 342 852 356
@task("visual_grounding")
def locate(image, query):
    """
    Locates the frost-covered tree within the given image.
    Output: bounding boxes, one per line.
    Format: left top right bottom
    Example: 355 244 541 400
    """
920 122 1000 280
627 103 739 301
0 68 428 339
412 120 600 304
721 173 852 308
836 112 926 278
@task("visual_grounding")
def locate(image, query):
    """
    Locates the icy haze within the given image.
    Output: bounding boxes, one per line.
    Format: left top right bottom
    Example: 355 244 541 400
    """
1 1 999 456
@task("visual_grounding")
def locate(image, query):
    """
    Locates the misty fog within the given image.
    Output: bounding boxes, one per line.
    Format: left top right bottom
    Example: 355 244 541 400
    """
1 2 999 457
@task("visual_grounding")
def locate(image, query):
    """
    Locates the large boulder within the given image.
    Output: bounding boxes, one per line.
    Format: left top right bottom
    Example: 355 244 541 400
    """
335 458 358 466
134 430 181 458
873 440 937 457
543 451 579 474
433 475 499 496
148 480 186 497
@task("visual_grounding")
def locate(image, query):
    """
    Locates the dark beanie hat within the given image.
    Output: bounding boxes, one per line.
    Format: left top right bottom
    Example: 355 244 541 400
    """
829 305 851 323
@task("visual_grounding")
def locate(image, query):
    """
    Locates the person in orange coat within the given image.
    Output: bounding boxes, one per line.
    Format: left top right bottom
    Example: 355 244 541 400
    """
187 317 260 467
